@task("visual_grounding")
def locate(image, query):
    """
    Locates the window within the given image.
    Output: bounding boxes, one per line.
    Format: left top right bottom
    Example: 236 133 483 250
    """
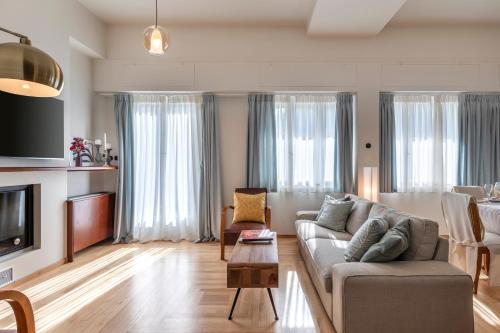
393 94 459 192
275 95 337 192
132 95 202 242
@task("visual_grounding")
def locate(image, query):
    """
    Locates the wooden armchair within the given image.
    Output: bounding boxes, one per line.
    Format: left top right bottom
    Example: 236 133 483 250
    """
0 290 35 333
220 188 271 260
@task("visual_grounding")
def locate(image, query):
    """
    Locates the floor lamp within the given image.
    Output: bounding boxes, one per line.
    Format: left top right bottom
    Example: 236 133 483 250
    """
363 167 378 202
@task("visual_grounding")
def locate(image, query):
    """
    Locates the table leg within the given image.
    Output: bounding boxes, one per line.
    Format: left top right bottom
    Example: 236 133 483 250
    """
267 288 279 320
228 288 241 320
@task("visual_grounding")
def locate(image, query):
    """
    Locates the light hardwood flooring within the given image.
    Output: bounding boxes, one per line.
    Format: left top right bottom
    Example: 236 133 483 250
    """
0 238 498 333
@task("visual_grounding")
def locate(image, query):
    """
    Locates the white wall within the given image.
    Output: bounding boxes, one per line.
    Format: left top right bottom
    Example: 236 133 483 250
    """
0 0 106 280
90 96 118 194
0 0 106 167
67 48 93 197
218 96 247 207
93 25 500 234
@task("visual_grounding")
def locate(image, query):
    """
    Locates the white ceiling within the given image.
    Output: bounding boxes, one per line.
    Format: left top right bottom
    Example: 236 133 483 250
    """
77 0 316 27
390 0 500 26
307 0 407 36
78 0 500 36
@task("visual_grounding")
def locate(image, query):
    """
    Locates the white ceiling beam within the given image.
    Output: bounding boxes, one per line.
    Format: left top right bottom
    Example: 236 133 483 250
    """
307 0 408 36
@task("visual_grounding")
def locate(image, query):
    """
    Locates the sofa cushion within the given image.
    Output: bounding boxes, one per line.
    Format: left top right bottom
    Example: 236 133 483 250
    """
316 199 354 231
346 199 374 235
304 238 349 292
295 220 352 242
361 219 411 262
345 218 389 262
232 192 266 223
369 204 439 261
317 194 347 219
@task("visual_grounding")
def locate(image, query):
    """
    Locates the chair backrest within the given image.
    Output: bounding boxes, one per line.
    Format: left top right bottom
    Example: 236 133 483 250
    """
451 186 486 200
441 192 484 244
235 188 268 206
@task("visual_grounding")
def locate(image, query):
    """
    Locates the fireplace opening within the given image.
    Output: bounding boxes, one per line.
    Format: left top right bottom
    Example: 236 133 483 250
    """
0 185 34 257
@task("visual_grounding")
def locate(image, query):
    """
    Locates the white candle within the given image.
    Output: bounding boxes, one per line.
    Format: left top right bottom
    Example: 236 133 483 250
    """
95 139 102 145
104 133 107 151
105 143 111 149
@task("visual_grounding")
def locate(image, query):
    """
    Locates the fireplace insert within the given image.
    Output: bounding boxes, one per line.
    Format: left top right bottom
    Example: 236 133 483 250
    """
0 185 34 257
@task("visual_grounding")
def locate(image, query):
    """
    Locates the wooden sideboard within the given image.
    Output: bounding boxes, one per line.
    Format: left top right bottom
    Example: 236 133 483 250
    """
66 192 115 262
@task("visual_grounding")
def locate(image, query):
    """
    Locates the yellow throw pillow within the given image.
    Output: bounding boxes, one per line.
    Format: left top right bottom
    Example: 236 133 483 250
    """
233 192 266 224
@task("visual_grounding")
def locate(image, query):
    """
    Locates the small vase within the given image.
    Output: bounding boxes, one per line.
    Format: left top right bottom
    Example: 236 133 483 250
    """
75 155 82 167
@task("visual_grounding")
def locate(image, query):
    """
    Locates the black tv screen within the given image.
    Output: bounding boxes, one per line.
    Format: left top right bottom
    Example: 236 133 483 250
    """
0 91 64 159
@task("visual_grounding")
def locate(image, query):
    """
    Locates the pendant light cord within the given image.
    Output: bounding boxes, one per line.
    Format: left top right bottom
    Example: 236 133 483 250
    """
155 0 158 27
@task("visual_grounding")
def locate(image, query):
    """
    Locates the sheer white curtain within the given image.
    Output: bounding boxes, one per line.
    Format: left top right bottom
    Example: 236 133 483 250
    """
275 95 336 192
132 95 201 242
394 94 459 192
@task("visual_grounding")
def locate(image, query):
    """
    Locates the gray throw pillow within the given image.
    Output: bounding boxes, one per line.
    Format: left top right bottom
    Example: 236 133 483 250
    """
317 194 349 219
344 218 389 262
361 220 411 262
315 199 354 232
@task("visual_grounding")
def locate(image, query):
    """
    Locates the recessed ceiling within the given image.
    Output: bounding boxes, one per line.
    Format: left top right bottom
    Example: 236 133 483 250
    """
77 0 316 27
78 0 500 35
390 0 500 26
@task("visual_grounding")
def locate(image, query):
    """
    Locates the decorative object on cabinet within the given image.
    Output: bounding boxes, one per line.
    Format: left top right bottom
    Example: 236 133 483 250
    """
94 139 104 164
70 137 93 167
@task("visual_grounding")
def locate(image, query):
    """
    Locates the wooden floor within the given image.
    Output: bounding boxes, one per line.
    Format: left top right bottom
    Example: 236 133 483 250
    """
0 238 499 333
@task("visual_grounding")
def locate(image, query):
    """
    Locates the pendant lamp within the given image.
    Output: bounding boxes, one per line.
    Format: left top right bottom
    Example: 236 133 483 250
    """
0 27 63 97
144 0 169 55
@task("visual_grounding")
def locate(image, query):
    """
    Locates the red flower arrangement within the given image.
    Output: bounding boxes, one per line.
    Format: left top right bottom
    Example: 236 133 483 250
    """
70 137 86 167
70 137 85 154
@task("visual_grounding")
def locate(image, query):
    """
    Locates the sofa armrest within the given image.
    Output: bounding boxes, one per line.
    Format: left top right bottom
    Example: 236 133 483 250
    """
432 236 449 261
331 261 473 333
296 210 319 221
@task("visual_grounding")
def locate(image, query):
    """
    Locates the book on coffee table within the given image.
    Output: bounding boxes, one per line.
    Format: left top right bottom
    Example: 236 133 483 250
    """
239 229 275 243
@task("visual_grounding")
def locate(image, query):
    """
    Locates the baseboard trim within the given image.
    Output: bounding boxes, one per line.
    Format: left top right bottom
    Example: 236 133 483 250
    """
1 258 66 290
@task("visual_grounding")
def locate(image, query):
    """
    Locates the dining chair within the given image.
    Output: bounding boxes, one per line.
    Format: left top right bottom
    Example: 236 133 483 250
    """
220 188 271 260
451 186 486 200
442 192 489 293
0 290 35 333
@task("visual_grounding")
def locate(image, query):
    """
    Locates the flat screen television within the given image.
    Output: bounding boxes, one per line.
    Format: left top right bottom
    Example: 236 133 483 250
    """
0 91 64 159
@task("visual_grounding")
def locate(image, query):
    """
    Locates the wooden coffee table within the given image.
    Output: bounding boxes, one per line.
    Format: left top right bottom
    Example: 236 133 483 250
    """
226 231 279 320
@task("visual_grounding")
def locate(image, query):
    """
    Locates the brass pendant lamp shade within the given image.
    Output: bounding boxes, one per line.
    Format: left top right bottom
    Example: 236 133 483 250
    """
0 27 63 98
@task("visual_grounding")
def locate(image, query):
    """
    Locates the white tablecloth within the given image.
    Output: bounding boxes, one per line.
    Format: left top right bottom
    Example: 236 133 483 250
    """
479 202 500 235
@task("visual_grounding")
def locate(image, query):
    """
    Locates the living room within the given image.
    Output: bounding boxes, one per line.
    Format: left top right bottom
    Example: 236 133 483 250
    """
0 0 499 332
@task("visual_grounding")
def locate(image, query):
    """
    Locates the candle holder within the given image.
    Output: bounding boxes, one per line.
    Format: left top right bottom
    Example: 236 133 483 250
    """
104 148 112 166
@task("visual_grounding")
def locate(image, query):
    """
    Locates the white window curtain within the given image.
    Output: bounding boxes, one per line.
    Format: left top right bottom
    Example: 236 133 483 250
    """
394 94 459 192
132 95 201 242
275 95 336 192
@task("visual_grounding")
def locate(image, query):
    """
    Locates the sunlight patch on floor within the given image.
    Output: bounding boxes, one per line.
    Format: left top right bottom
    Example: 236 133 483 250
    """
6 247 174 333
0 247 138 320
474 298 500 327
282 271 315 329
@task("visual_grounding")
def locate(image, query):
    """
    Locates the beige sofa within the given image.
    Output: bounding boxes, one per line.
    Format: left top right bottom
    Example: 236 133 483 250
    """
296 195 473 333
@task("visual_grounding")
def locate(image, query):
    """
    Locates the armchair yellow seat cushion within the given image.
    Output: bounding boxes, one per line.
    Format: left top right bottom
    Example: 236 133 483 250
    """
232 192 266 223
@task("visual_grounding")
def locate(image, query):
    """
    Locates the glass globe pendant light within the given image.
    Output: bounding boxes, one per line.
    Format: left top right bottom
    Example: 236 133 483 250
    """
144 0 169 55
